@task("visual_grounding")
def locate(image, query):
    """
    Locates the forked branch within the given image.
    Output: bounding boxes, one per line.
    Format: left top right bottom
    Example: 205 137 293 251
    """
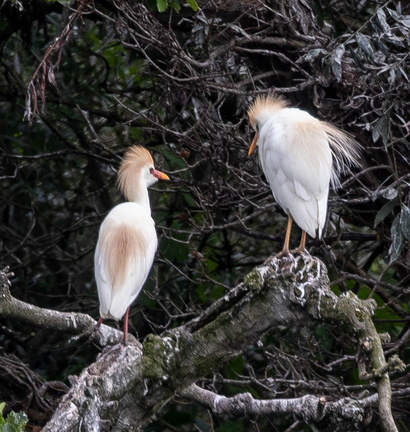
0 255 401 432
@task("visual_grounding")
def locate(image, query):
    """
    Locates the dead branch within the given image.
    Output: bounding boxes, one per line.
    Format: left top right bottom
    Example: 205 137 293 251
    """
24 0 93 123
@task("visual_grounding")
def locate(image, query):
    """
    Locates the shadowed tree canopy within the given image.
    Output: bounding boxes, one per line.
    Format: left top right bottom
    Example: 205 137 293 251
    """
0 0 409 431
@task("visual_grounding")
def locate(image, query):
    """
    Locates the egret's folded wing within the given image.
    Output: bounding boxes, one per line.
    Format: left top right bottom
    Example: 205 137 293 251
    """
94 203 158 320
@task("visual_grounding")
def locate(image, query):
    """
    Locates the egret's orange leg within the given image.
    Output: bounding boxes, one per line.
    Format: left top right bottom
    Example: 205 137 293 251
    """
122 307 130 345
276 215 293 257
290 230 308 255
296 230 307 254
96 317 103 328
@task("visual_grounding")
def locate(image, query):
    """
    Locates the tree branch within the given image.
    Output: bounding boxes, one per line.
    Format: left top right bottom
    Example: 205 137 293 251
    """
180 384 369 426
0 267 124 347
0 254 401 431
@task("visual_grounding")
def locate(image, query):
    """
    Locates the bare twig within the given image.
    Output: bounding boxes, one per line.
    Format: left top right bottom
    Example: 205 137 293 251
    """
24 0 93 122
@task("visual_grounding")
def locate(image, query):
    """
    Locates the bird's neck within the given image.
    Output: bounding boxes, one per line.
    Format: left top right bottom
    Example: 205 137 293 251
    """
121 170 152 214
127 187 151 214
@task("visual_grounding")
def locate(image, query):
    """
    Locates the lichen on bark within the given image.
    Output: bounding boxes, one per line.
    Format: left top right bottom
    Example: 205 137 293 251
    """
0 256 403 432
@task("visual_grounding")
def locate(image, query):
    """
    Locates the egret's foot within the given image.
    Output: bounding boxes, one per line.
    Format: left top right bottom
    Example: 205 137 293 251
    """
290 247 309 256
274 248 291 259
264 249 294 265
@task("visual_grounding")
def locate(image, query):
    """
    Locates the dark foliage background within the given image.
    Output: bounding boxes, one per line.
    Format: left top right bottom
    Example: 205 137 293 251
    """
0 0 409 430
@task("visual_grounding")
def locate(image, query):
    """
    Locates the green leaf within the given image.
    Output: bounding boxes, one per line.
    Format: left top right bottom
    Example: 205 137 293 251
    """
6 411 29 431
0 403 5 425
356 32 373 57
372 113 390 144
376 8 390 32
374 196 399 227
169 0 181 12
330 44 345 82
400 204 410 240
389 214 403 263
186 0 199 11
0 403 28 432
347 44 366 71
156 0 168 12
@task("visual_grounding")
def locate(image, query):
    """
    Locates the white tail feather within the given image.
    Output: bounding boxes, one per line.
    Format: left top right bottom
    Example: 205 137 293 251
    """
321 122 362 188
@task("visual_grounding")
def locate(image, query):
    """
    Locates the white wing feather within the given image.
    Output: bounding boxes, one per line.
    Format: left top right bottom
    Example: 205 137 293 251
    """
258 108 332 238
94 202 157 320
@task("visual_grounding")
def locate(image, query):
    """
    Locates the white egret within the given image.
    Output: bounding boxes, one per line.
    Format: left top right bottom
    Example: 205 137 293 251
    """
248 94 360 255
94 146 169 344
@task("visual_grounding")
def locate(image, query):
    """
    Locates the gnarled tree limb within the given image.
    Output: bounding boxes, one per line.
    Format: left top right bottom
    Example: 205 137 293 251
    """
0 255 400 432
180 383 370 426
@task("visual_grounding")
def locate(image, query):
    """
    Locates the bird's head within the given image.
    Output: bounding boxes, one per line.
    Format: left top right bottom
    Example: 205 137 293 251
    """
247 94 289 155
118 146 169 201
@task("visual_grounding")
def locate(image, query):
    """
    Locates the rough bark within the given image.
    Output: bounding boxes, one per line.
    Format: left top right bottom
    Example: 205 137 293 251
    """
0 256 402 431
180 383 373 426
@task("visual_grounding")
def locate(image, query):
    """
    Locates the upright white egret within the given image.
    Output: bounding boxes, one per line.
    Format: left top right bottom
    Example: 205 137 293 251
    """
248 94 360 255
94 146 169 344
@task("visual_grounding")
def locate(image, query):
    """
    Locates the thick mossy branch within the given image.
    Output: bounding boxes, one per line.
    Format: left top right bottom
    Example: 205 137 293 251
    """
0 259 401 432
245 255 399 432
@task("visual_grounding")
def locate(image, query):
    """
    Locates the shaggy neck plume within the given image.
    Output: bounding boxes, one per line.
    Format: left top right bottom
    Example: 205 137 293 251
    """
117 146 156 213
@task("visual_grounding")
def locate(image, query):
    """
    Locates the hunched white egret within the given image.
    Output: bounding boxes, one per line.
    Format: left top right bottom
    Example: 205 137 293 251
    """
94 146 169 344
248 94 360 255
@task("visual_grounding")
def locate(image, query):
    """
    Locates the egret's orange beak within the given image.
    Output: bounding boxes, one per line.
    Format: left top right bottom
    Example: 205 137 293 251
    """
248 134 258 155
152 170 170 180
